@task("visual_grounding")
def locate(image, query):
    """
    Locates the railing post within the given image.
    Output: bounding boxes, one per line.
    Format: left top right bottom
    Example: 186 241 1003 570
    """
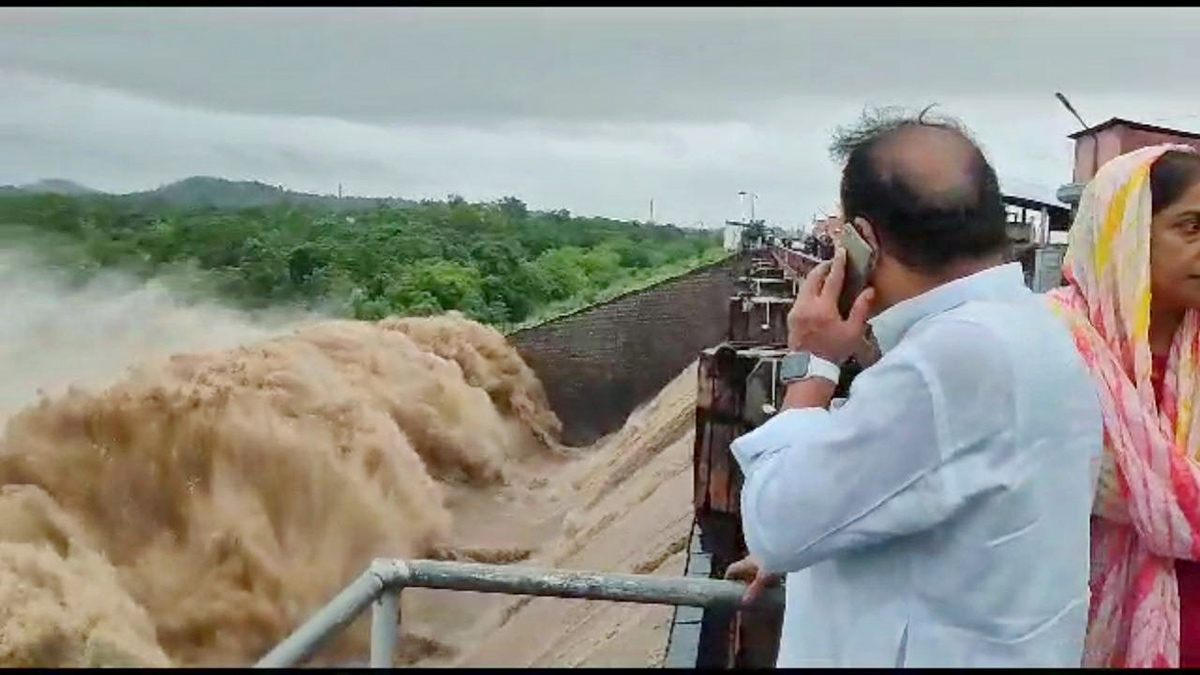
370 587 401 668
254 570 385 668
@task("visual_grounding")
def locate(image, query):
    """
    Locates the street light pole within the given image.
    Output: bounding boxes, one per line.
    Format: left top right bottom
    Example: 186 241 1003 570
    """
1054 92 1089 131
1055 92 1098 181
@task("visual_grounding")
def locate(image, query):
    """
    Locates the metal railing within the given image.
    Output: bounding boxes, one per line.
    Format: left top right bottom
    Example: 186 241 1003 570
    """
254 558 784 668
771 246 822 280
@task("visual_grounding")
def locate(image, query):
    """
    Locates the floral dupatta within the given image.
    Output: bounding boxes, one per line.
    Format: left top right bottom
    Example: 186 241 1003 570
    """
1046 143 1200 667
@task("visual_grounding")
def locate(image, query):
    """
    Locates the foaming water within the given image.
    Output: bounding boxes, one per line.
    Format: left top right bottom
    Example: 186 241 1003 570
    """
0 252 564 666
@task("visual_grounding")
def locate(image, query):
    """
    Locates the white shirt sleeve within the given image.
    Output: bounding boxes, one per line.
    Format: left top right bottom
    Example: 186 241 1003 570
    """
731 321 1016 574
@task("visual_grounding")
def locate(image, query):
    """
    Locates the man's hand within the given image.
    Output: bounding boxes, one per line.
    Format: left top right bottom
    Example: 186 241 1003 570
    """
724 555 782 606
787 246 875 364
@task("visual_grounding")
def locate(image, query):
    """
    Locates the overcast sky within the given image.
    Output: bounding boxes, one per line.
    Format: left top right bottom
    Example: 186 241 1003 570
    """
2 7 1200 228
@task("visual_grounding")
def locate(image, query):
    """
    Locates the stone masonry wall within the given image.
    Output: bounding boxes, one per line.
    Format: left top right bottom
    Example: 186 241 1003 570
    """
510 256 742 447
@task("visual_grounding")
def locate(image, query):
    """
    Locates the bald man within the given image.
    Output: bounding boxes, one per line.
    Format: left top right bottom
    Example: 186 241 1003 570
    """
726 110 1101 667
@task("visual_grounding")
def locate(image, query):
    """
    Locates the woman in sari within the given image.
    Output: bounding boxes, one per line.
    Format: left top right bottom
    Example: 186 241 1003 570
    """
1047 143 1200 667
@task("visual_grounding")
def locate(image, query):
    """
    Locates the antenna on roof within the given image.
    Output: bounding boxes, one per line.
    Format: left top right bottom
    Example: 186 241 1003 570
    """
1055 92 1090 131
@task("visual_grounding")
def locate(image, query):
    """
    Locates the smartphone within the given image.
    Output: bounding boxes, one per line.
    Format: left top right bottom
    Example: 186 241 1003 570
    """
837 218 876 318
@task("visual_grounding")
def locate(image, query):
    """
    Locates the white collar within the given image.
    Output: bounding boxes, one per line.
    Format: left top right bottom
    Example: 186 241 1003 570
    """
868 263 1026 354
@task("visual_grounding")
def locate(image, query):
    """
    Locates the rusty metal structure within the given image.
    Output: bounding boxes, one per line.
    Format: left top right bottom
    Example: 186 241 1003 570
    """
668 245 825 668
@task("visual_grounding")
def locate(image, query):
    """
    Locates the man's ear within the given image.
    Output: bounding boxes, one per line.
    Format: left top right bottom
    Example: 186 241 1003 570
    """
851 217 880 252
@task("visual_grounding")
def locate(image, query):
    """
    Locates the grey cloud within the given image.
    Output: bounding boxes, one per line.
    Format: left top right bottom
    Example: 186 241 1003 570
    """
0 69 840 224
3 9 1200 229
2 8 1199 125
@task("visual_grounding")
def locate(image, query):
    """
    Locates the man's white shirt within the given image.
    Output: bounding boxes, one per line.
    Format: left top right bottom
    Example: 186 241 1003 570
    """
731 263 1103 668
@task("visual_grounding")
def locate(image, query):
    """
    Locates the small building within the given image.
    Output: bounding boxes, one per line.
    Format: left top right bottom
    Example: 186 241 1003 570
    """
1001 194 1071 292
726 219 767 251
1003 194 1071 246
1057 117 1200 207
722 223 744 252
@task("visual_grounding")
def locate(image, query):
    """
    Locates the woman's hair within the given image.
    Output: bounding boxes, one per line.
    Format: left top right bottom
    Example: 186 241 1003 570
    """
1150 150 1200 215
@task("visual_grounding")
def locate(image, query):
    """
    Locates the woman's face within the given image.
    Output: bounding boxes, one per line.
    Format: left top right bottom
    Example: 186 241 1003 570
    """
1151 179 1200 312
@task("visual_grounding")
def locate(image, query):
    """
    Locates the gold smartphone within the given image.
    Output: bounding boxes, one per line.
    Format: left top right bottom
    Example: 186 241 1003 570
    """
837 219 877 318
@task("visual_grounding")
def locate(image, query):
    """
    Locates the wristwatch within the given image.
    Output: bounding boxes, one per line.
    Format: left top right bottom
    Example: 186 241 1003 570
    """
779 351 841 385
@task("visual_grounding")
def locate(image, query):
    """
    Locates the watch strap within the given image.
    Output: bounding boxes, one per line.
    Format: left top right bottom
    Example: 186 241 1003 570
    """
780 351 841 385
805 355 841 383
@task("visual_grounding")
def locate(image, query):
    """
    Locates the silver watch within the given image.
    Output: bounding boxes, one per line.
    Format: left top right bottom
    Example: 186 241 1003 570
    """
779 351 841 385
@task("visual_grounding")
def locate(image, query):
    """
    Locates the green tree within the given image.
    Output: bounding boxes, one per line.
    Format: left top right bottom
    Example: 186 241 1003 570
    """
0 188 726 327
497 196 528 221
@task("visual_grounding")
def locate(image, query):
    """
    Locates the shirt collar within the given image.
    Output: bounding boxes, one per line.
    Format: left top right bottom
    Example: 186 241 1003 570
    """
867 262 1026 354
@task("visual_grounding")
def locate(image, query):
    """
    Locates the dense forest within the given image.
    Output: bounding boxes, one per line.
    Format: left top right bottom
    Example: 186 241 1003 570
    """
0 185 726 330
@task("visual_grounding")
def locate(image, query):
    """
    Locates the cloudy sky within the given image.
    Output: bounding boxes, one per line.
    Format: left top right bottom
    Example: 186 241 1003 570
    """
2 7 1200 228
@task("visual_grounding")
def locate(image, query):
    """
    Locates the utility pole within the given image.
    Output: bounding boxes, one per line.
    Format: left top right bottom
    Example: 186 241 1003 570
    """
649 198 655 224
338 183 343 200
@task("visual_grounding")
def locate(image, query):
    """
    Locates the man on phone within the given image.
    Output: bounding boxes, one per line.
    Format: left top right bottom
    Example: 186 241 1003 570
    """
724 109 1102 667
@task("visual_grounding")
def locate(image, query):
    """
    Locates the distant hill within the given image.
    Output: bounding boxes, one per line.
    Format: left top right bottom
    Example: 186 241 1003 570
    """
123 176 416 212
0 179 99 196
0 176 415 212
